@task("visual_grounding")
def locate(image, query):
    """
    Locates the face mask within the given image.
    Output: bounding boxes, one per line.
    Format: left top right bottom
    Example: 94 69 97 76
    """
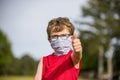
50 37 73 56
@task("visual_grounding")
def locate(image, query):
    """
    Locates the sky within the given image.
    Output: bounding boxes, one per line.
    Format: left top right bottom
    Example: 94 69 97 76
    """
0 0 87 60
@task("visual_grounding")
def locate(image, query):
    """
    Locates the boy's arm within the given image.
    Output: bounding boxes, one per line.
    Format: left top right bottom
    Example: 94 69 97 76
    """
34 58 43 80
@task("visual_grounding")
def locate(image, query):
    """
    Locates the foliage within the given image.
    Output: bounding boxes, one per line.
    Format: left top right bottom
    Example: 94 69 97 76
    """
0 29 39 76
76 0 120 74
19 55 38 76
0 30 14 75
113 44 120 74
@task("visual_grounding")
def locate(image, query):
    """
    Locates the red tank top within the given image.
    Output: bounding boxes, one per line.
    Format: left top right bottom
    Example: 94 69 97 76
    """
42 50 82 80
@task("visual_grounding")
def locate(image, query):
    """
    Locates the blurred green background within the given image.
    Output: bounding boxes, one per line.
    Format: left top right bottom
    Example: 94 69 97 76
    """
0 0 120 80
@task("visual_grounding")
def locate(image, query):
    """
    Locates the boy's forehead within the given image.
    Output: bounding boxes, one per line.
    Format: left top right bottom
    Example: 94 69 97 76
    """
50 29 70 35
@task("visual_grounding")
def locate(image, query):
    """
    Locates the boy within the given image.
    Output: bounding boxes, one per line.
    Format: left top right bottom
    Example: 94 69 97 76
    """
34 17 82 80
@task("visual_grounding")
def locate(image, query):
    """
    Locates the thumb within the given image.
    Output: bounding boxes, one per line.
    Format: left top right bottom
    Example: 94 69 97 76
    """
72 33 77 40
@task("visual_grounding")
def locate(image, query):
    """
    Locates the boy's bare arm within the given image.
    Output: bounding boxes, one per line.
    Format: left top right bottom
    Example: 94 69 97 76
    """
34 58 43 80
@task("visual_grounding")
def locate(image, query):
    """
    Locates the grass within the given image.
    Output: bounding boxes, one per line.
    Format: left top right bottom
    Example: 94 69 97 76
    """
0 76 33 80
0 76 91 80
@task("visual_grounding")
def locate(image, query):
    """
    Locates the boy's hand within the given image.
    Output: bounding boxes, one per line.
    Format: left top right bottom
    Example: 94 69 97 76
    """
72 33 82 62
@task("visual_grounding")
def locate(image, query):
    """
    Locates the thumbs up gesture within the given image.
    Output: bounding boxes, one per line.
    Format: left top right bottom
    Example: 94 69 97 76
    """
72 33 82 62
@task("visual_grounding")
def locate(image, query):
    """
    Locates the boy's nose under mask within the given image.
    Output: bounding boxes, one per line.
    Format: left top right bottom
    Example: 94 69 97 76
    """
50 38 73 56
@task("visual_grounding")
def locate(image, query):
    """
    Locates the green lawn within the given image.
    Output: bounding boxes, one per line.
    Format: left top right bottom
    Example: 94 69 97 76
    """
0 76 89 80
0 76 33 80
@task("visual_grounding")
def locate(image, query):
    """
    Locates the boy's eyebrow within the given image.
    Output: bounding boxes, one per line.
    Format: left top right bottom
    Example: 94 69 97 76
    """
51 34 68 36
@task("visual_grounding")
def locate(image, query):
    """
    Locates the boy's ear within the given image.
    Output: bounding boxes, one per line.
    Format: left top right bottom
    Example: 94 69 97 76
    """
48 38 51 42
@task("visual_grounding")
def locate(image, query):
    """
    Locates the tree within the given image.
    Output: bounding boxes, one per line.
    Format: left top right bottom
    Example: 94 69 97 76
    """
0 29 14 75
76 0 120 79
112 41 120 79
19 54 38 76
0 29 38 76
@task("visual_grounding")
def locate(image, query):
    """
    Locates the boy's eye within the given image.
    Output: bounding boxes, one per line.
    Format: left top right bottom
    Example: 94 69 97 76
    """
59 34 66 37
50 34 71 41
51 35 57 38
51 36 57 40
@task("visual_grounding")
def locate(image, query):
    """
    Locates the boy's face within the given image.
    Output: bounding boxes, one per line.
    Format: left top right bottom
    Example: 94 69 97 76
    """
49 29 72 42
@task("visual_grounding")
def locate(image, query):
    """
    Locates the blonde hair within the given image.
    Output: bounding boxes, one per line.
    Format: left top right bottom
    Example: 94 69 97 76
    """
47 17 75 38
